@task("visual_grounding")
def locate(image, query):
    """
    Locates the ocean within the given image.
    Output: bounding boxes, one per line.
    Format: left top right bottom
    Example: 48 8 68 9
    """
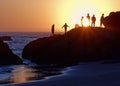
0 32 65 85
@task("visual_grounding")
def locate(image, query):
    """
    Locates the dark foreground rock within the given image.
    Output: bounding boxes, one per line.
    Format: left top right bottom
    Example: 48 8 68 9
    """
22 27 120 66
0 36 12 41
0 41 22 65
103 11 120 30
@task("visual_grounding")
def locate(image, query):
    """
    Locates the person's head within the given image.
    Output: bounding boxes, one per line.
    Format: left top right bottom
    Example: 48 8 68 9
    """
102 14 104 17
87 13 89 16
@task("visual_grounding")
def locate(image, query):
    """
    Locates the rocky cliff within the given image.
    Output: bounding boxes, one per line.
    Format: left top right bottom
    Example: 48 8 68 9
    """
22 27 120 66
0 41 22 65
103 11 120 30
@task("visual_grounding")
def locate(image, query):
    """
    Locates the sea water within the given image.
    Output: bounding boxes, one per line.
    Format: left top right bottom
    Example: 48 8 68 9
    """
0 32 65 85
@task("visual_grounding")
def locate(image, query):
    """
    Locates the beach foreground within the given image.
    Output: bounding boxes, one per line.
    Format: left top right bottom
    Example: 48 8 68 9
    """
2 63 120 86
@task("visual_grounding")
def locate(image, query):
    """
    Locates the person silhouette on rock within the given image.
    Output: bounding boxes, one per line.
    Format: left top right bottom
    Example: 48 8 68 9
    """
62 23 70 34
91 14 96 27
100 14 104 27
81 16 84 27
51 24 55 36
86 13 90 26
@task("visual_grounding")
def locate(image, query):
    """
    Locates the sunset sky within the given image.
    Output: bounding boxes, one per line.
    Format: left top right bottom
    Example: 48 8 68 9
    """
0 0 120 32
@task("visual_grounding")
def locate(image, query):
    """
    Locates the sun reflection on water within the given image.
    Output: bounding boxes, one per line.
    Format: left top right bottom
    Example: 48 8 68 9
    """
3 65 65 84
10 65 43 83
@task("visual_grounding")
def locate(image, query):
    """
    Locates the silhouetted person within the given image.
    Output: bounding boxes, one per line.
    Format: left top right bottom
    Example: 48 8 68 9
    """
81 16 84 27
86 13 90 26
91 15 96 27
51 24 55 36
62 23 69 33
100 14 104 27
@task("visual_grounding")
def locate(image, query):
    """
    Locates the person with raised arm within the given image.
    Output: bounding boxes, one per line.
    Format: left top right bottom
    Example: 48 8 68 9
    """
62 23 70 34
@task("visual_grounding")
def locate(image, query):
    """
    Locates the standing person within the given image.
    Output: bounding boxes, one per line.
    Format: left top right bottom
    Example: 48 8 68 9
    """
62 23 70 33
91 15 96 27
81 16 84 27
51 24 55 36
100 14 104 27
86 13 90 26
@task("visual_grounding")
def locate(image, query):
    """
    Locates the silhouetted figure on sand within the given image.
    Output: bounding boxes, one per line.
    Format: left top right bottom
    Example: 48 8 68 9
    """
51 24 55 36
100 14 104 27
62 23 70 33
81 16 84 27
91 15 96 27
86 13 90 26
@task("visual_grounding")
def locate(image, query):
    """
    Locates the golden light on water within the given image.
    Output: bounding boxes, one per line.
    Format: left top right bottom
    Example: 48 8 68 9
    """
10 65 42 83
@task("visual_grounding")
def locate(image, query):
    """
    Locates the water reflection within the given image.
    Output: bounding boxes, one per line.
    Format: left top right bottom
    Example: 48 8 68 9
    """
10 65 43 83
0 65 64 84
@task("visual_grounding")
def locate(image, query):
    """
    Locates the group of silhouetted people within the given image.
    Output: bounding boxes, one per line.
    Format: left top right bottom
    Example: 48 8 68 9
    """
81 13 104 27
51 13 104 35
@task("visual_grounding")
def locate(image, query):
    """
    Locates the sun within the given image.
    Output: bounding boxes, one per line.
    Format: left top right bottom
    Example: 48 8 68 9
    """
83 18 90 27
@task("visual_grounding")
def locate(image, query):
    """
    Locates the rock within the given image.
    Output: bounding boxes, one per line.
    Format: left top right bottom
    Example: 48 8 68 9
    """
0 36 12 41
22 27 120 66
0 41 22 65
103 11 120 30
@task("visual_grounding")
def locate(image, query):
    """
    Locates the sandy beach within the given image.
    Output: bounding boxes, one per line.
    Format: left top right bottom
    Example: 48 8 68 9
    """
2 62 120 86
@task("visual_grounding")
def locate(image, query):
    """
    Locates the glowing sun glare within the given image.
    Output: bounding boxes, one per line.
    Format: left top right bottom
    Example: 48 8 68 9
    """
83 18 89 27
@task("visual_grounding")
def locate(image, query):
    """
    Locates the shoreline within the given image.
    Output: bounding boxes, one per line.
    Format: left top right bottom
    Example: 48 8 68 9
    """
0 65 72 86
0 65 70 86
0 64 67 85
3 62 120 86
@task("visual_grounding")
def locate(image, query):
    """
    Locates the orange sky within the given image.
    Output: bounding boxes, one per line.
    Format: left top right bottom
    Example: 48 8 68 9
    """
0 0 120 32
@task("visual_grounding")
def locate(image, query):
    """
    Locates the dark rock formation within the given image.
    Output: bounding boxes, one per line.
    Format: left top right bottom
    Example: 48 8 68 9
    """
22 27 120 66
0 41 22 65
103 11 120 30
0 36 12 41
